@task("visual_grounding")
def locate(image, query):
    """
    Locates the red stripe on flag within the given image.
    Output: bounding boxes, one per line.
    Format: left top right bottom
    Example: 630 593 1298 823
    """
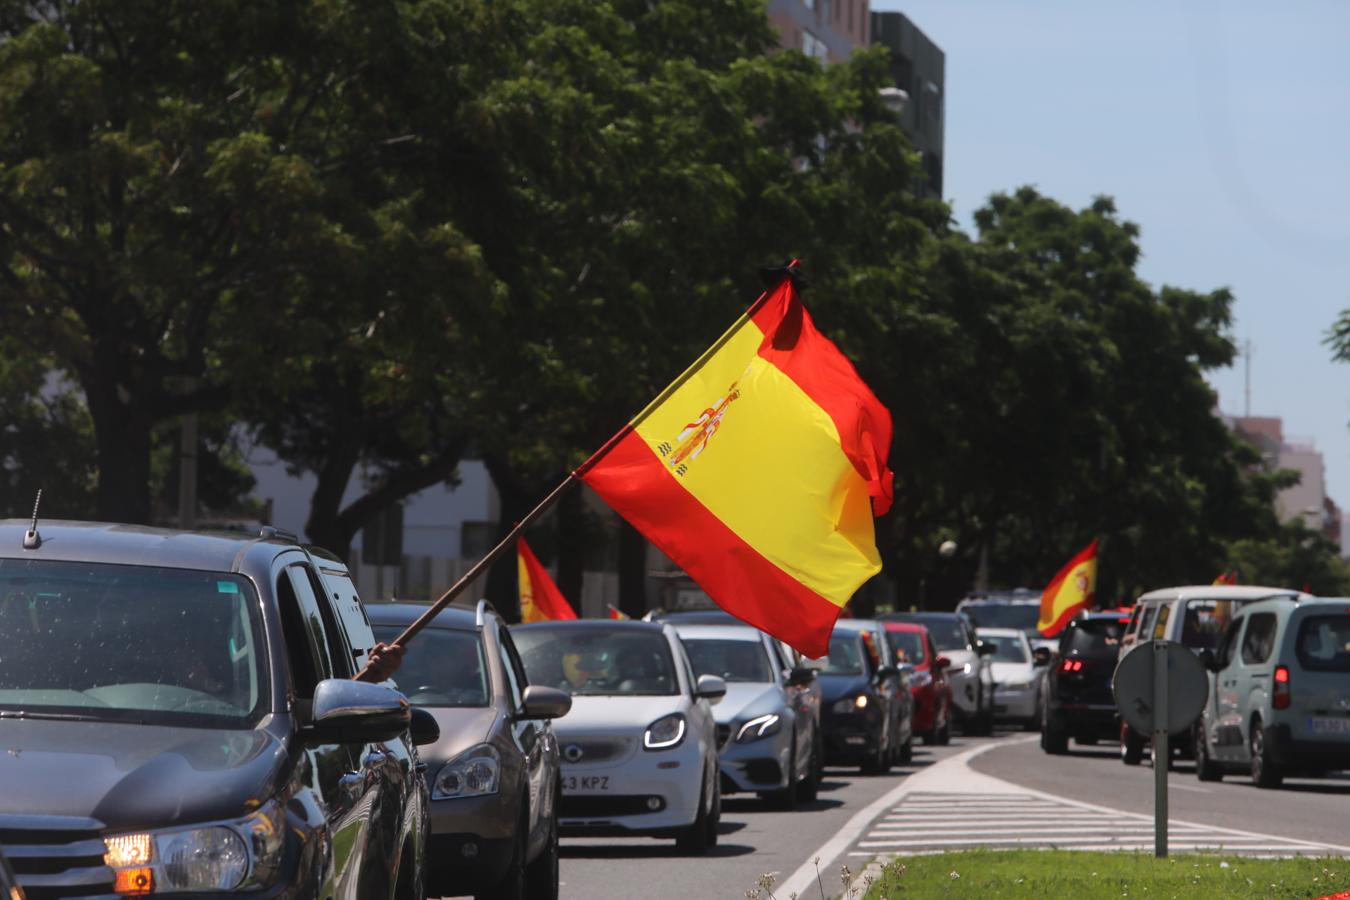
750 280 894 515
581 430 843 657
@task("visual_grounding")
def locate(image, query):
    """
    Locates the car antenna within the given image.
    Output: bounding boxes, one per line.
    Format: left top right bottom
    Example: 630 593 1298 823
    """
23 489 43 550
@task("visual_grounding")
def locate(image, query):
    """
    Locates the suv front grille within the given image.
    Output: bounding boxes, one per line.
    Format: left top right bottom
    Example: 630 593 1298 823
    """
0 814 114 899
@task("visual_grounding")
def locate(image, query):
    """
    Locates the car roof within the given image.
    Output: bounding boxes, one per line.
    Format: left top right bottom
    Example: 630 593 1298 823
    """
669 623 764 642
365 601 481 631
882 621 928 633
1135 585 1307 603
0 518 303 573
648 609 741 625
514 619 667 635
976 627 1025 637
1238 596 1349 614
833 618 883 632
879 611 966 622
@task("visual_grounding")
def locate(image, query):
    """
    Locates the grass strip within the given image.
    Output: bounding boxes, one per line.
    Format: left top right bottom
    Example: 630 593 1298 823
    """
847 849 1348 899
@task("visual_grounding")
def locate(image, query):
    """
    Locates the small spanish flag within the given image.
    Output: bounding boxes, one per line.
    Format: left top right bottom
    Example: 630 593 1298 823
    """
1037 540 1099 637
578 266 892 657
607 604 630 620
1212 571 1237 585
518 538 577 623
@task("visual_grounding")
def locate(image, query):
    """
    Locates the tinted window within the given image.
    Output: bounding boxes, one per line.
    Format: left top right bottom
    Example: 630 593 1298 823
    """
1295 615 1350 672
0 560 268 726
1152 604 1171 640
1215 619 1242 670
514 628 678 696
1179 600 1237 651
1239 613 1278 665
1061 618 1126 655
374 625 489 707
887 631 928 665
682 639 772 683
961 604 1039 632
906 616 968 652
822 634 864 675
981 634 1028 663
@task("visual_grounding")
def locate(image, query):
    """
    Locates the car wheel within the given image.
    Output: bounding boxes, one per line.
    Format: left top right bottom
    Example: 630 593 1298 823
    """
935 706 952 746
1121 724 1144 766
766 744 799 810
797 742 820 803
705 775 721 847
524 782 560 900
1250 720 1283 789
1194 726 1223 782
1040 706 1068 755
676 770 714 854
898 736 913 765
477 806 528 900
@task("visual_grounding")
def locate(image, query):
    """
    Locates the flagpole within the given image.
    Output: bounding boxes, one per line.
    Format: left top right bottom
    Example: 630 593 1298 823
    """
353 473 580 680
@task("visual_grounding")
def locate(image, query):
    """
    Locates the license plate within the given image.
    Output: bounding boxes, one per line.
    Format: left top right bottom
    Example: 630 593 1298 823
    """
562 775 610 791
1309 716 1350 735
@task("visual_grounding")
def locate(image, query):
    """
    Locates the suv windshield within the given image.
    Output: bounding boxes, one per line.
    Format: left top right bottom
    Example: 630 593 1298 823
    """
375 625 489 706
981 634 1028 663
823 635 865 675
0 559 268 727
886 631 928 665
1295 614 1350 672
1062 618 1127 656
961 604 1039 634
898 615 969 652
681 638 772 683
514 628 678 696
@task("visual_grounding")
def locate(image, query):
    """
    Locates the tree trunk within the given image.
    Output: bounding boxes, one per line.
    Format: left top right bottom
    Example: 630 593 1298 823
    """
304 437 362 562
555 488 586 615
83 373 153 525
482 453 540 623
618 520 648 618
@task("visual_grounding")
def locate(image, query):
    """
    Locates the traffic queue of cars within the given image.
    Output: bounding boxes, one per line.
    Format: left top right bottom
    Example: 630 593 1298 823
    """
1035 583 1350 793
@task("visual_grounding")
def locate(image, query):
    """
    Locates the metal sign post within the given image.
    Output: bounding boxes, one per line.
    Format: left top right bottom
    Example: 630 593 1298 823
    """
1152 641 1169 858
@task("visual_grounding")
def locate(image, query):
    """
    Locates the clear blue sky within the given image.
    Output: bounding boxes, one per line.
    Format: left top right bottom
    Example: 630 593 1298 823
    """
873 0 1350 508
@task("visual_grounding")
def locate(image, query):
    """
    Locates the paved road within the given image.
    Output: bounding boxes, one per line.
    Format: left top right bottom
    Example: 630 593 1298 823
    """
972 735 1350 852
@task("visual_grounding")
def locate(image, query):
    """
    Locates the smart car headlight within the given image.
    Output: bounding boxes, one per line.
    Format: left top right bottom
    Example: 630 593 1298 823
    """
434 743 501 798
735 713 781 743
103 797 285 894
643 713 687 750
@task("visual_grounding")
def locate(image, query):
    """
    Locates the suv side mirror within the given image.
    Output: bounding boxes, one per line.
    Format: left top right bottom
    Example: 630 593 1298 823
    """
934 655 952 670
875 665 899 682
786 666 817 688
975 640 997 657
1196 648 1218 672
520 685 572 720
1032 647 1052 667
409 707 440 746
306 679 410 745
695 674 727 703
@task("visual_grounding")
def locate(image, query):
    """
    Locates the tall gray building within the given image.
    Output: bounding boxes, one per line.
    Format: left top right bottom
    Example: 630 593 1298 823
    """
870 11 945 197
766 0 872 64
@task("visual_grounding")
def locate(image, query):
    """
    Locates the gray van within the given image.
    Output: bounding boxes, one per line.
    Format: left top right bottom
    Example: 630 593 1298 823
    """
1194 596 1350 787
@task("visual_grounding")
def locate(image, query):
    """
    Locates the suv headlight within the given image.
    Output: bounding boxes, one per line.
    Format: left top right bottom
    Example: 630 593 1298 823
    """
103 797 285 893
434 743 501 799
735 713 781 743
831 694 868 714
644 713 687 750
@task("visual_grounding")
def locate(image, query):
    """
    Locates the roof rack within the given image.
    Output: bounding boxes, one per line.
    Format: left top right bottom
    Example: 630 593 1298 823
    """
475 599 498 628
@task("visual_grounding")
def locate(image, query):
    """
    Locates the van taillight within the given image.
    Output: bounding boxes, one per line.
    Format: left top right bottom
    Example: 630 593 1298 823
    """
1273 665 1291 710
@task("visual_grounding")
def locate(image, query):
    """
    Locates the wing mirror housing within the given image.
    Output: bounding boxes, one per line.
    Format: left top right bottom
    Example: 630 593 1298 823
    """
695 673 727 704
520 685 573 720
786 666 817 688
1196 648 1218 672
934 655 952 671
409 707 440 746
874 665 899 682
1032 647 1052 667
305 679 410 745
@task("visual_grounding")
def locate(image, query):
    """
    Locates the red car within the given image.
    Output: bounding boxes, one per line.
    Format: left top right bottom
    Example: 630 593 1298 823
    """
883 622 953 745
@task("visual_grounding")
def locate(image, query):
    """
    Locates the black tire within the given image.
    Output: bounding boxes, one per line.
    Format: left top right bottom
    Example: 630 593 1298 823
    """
934 708 952 746
898 736 913 765
1250 720 1283 789
676 770 716 854
861 730 890 775
1121 725 1144 766
477 807 527 900
1195 727 1223 782
797 741 820 803
524 782 560 900
1040 706 1068 755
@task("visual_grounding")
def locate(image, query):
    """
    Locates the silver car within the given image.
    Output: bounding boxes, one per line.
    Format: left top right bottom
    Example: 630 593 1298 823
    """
512 620 726 853
673 623 822 808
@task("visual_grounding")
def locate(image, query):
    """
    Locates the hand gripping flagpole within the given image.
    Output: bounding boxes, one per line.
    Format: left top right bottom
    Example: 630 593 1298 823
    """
352 264 800 681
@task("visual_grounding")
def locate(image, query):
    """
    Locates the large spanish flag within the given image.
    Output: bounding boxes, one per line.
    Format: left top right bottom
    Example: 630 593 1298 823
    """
518 538 577 623
577 268 892 657
1037 539 1099 637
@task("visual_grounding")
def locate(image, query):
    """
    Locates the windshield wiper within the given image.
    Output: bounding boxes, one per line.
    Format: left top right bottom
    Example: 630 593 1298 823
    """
0 709 110 723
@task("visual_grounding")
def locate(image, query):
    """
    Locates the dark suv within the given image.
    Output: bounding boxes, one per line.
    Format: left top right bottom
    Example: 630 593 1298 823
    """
368 601 571 900
1040 611 1131 754
0 520 432 898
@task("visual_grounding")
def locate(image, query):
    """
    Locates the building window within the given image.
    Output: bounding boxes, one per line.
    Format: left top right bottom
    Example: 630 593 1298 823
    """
802 29 829 61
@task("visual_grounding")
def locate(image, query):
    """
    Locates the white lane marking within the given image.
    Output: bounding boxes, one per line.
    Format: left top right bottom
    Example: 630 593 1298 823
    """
1166 782 1211 794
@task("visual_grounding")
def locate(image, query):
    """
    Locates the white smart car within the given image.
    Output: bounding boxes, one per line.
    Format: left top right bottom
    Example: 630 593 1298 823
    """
511 620 726 853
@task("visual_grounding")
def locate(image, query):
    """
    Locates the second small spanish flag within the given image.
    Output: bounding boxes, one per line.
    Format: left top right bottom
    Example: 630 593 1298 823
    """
518 538 577 623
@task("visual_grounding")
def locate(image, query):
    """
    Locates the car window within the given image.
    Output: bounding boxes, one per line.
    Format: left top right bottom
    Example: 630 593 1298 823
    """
1151 603 1171 640
1179 599 1236 651
1215 618 1243 670
859 630 881 671
1239 613 1278 665
496 634 525 710
1061 618 1125 655
0 559 268 727
318 567 376 670
373 625 489 707
961 604 1040 632
277 567 328 696
514 628 679 696
823 634 865 675
1294 614 1350 673
682 638 773 683
981 634 1028 663
1137 604 1159 641
289 566 352 678
921 617 969 652
887 631 927 665
1125 604 1143 639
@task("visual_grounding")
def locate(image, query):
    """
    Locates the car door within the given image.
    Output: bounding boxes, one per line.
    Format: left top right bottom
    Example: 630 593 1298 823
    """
1209 617 1246 762
1231 611 1279 762
769 637 811 775
496 625 548 857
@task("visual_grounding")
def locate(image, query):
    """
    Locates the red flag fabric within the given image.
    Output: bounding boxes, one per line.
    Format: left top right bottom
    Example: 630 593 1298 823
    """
517 538 577 623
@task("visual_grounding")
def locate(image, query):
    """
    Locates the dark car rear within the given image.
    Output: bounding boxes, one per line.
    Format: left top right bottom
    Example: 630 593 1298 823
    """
1040 612 1130 753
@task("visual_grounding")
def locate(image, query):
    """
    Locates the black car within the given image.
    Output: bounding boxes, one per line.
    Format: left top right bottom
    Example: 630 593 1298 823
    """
818 629 901 773
368 601 571 900
0 520 433 899
1040 611 1132 754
